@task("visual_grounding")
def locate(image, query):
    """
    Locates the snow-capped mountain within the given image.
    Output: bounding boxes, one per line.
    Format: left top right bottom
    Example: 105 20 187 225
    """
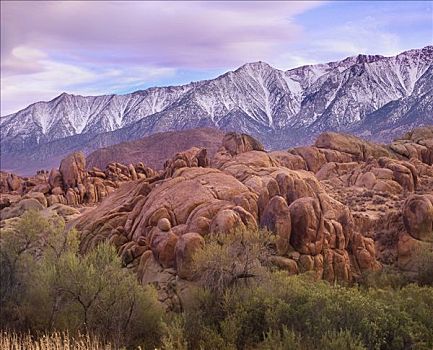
1 46 432 173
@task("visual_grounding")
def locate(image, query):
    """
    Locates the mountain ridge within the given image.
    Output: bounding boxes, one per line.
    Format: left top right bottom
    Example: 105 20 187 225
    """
1 46 432 173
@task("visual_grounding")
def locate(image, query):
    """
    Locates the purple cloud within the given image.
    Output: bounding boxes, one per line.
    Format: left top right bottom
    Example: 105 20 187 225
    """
1 1 321 69
1 1 322 115
3 1 430 116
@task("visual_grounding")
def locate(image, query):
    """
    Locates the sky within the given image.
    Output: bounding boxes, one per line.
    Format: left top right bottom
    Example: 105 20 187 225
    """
1 1 432 115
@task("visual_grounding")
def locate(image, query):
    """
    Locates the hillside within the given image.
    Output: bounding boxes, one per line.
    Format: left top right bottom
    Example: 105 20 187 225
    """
86 128 224 170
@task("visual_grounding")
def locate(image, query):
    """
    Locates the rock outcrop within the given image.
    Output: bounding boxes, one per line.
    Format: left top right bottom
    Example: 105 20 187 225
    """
397 194 433 271
389 126 433 165
0 152 158 208
403 194 433 241
2 128 432 309
74 131 401 296
59 152 87 189
298 130 433 272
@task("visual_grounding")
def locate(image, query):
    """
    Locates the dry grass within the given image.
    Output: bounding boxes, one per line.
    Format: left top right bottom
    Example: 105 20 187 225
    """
0 330 115 350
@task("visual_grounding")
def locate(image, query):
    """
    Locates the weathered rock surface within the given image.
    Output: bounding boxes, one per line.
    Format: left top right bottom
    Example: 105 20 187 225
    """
389 126 433 165
175 232 205 280
397 194 433 270
403 194 433 241
315 131 391 161
163 147 209 178
2 127 432 308
309 129 433 273
59 152 87 189
74 131 411 293
0 153 158 209
260 196 291 255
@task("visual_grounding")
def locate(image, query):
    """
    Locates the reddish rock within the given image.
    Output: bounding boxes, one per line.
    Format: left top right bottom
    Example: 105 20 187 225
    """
150 224 179 268
164 147 209 177
67 128 433 286
315 131 390 161
48 168 63 189
403 194 433 241
59 152 86 189
260 196 292 255
210 208 247 234
7 173 22 192
269 256 298 275
175 232 205 280
289 197 324 255
221 132 264 156
290 147 328 173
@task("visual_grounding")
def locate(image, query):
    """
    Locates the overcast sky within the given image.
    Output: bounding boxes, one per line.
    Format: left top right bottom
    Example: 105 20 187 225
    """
1 1 432 115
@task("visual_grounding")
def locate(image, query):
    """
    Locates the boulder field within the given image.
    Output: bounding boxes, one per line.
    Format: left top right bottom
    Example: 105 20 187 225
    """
1 155 158 208
1 127 432 307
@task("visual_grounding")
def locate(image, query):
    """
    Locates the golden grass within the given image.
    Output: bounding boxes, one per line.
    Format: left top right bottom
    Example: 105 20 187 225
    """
0 330 115 350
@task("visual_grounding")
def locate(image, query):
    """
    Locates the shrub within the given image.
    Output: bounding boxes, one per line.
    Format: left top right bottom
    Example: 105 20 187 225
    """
192 229 272 295
257 327 303 350
3 211 433 350
412 245 433 286
25 242 164 348
359 266 409 289
182 272 433 350
0 210 164 349
0 210 62 328
319 329 366 350
161 315 188 350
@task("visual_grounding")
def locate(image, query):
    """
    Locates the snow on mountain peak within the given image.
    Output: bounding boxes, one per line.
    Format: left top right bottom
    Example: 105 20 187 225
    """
1 46 431 157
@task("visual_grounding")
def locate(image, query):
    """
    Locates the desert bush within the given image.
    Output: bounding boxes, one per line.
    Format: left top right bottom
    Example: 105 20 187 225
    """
412 245 433 286
180 287 229 349
23 243 163 348
3 211 433 350
318 329 366 350
0 210 63 328
0 210 164 349
182 222 433 350
257 327 303 350
192 228 272 295
370 284 433 349
161 315 188 350
180 272 433 350
359 266 409 289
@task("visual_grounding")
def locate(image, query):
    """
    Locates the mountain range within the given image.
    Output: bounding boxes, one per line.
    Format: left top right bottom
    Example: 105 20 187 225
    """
1 46 432 174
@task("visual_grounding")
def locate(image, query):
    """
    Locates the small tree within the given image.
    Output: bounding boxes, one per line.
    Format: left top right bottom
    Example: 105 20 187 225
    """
1 210 164 348
0 210 62 328
192 229 271 295
26 238 164 348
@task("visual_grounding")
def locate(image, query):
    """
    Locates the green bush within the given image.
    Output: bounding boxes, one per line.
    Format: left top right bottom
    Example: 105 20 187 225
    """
0 210 60 328
257 327 303 350
161 315 188 350
319 329 366 350
359 266 409 289
3 212 433 350
180 272 433 350
192 229 272 295
412 245 433 286
181 226 433 350
0 210 164 349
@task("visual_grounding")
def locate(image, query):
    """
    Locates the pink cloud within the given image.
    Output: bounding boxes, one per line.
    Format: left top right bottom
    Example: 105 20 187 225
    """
1 1 322 69
1 1 323 114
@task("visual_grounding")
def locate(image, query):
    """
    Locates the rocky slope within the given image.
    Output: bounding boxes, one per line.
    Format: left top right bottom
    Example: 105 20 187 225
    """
2 46 432 173
2 127 431 308
86 128 224 170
